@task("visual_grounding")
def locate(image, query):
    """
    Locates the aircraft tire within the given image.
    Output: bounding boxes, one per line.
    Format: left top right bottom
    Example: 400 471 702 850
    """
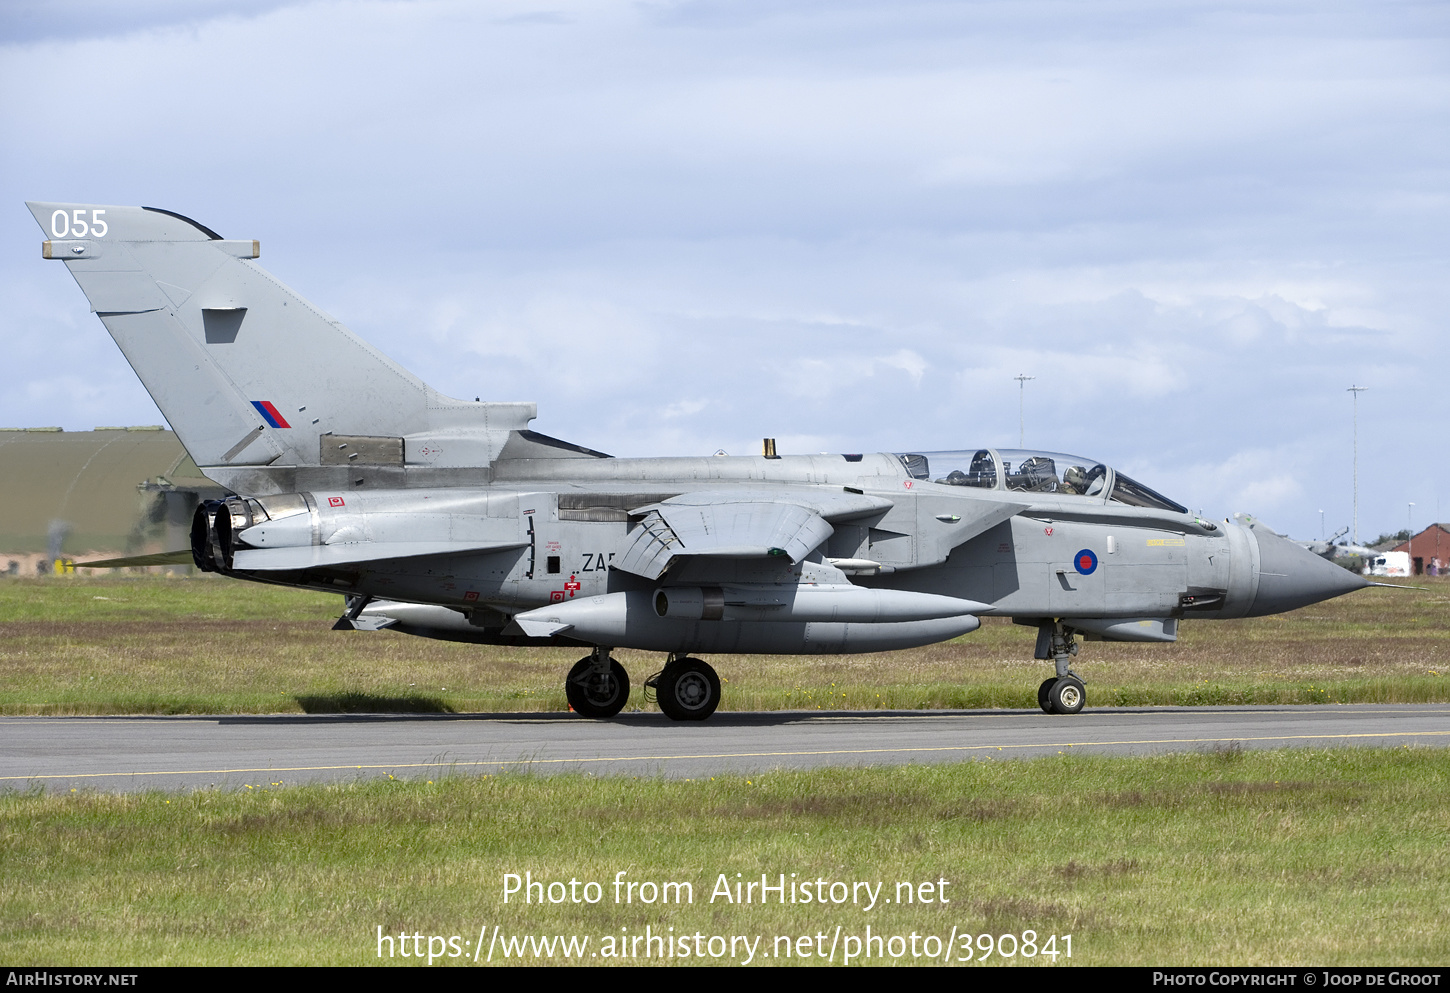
565 656 630 719
656 657 721 722
1037 677 1058 714
1048 676 1086 715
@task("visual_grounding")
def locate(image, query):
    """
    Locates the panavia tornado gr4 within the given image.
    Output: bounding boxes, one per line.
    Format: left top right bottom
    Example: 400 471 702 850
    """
29 202 1369 720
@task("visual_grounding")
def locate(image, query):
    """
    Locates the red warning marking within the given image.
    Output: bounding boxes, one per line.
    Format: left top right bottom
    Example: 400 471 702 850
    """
564 580 581 595
463 591 479 602
1044 527 1054 536
903 480 914 489
550 591 566 602
328 496 345 507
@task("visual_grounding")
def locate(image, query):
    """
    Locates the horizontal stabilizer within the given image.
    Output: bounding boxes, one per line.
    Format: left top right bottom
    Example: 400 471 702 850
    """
77 550 194 568
232 540 526 571
332 614 398 632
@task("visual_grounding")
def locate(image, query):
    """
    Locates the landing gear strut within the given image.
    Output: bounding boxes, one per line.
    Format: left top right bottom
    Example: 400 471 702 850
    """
1035 621 1086 715
647 655 721 722
565 647 630 718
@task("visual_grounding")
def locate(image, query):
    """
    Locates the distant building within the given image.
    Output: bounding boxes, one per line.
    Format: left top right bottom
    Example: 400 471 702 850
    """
0 427 227 575
1391 524 1450 576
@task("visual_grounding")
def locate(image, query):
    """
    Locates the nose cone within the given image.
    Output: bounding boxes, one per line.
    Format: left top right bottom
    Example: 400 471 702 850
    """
1248 529 1368 616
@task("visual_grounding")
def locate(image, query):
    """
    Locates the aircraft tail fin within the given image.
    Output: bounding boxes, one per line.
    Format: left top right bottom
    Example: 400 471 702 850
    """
28 202 535 485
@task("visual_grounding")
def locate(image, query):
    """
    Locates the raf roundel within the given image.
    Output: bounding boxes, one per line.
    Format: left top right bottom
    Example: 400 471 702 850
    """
1074 548 1098 576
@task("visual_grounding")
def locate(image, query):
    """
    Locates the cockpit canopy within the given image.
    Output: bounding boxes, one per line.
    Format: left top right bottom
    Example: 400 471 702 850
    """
896 449 1187 514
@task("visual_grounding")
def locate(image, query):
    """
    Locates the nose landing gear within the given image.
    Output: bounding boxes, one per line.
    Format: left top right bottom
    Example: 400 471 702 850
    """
1043 674 1085 714
1036 621 1087 715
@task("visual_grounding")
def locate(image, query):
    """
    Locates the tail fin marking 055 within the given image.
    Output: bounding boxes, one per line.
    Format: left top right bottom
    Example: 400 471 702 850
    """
28 202 538 489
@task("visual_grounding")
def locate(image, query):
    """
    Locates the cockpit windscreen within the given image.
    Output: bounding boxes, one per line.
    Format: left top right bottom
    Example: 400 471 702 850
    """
1107 471 1187 514
894 448 1185 512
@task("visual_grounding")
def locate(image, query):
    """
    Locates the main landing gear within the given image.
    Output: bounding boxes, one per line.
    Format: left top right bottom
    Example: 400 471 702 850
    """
564 650 723 721
647 655 721 722
1036 621 1086 715
565 647 630 719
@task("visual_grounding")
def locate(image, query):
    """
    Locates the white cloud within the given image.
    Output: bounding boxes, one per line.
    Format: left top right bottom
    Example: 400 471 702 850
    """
1 0 1446 539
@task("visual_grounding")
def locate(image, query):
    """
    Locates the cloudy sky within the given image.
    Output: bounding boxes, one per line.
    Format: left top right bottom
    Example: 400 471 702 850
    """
2 0 1445 540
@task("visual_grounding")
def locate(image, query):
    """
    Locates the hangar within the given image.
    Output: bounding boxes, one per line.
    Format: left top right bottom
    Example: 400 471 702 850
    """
1391 524 1450 576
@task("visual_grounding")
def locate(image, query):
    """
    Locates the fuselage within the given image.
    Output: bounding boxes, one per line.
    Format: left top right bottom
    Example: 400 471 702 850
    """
206 448 1366 654
30 201 1372 718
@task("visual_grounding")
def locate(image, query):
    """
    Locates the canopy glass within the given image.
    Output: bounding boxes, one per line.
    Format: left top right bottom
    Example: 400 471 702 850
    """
895 449 1186 514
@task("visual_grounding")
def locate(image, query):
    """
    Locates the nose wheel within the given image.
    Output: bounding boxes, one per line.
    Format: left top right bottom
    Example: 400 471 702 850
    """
1036 621 1087 714
565 651 630 718
1044 672 1090 713
1037 677 1056 713
1040 675 1085 714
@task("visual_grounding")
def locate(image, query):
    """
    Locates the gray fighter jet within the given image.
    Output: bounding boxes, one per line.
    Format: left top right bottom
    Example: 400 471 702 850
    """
29 202 1368 719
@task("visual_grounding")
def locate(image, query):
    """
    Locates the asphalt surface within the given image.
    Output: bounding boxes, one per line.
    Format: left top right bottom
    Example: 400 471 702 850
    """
1 704 1447 792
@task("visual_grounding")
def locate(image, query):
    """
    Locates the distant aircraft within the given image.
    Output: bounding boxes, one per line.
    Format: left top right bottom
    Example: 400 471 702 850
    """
31 202 1368 719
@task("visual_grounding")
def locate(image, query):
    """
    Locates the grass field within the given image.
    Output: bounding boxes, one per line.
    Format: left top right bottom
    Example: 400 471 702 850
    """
0 574 1445 715
1 748 1446 965
3 576 1448 967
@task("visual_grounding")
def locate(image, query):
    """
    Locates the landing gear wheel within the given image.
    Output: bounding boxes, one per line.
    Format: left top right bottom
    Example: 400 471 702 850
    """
1048 676 1085 715
656 657 721 722
565 656 630 718
1038 677 1058 714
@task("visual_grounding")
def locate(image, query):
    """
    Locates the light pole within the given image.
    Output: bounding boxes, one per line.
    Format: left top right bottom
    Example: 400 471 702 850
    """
1348 385 1368 545
1408 502 1415 560
1320 509 1325 540
1014 374 1034 448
